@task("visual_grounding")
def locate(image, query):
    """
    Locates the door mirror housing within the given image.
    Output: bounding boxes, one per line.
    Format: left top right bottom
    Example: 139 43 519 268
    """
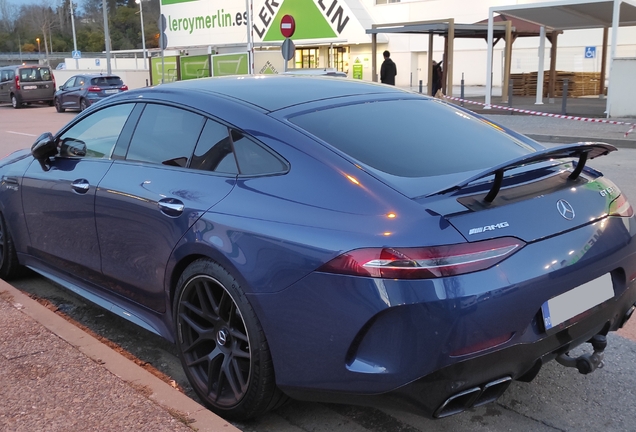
31 132 57 171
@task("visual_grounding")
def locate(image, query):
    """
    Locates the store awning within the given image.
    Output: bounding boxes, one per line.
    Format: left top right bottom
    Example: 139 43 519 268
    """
485 0 636 116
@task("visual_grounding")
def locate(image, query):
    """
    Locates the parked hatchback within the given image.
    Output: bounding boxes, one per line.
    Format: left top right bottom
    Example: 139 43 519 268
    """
0 65 55 108
54 74 128 113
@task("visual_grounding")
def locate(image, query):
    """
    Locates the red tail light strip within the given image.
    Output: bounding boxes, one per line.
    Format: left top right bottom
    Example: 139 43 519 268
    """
319 237 525 280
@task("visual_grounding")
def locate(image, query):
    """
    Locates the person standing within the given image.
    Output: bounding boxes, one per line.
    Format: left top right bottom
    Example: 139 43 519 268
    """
432 60 444 96
380 50 397 85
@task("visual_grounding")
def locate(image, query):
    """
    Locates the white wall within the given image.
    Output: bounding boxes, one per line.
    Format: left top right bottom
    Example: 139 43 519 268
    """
608 58 636 117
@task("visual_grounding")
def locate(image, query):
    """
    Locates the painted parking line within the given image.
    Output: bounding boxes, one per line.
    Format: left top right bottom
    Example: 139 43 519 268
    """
6 131 37 137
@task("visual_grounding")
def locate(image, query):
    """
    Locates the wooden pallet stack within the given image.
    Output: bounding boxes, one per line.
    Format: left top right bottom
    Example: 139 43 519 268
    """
509 71 602 97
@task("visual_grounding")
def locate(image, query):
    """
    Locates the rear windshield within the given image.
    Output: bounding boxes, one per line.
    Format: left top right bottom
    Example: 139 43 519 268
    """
91 76 123 86
289 99 535 178
19 67 52 82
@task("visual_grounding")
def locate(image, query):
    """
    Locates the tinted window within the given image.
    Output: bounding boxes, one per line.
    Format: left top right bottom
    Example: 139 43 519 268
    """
190 120 238 174
126 104 205 167
290 99 535 178
19 67 52 82
63 77 76 88
58 103 134 158
91 76 123 86
231 130 287 175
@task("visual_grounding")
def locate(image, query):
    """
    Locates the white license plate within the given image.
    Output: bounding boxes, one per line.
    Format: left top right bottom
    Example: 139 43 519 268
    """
104 89 119 94
541 274 614 331
23 85 37 90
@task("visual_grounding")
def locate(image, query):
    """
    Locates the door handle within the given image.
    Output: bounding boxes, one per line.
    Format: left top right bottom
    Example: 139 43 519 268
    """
158 198 184 217
71 179 90 194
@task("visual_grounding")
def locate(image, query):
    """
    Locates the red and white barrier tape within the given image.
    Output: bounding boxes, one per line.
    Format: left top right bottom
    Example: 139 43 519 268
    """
441 95 635 138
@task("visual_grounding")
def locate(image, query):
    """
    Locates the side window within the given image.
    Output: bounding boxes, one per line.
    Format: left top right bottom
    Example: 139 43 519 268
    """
0 71 7 82
190 120 238 174
126 104 205 167
58 104 135 159
231 130 287 175
63 77 76 88
76 77 85 87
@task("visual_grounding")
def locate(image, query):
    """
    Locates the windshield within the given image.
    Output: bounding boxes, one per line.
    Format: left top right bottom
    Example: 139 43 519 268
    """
91 76 123 86
19 67 52 82
290 99 536 178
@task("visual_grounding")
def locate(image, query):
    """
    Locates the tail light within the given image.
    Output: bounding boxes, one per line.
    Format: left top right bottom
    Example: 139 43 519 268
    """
14 74 20 90
609 194 634 217
318 237 525 279
120 85 128 91
87 86 102 92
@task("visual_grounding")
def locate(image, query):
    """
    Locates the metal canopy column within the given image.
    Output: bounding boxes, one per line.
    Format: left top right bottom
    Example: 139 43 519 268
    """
447 19 455 96
536 26 546 105
485 8 495 108
548 32 558 102
502 20 513 103
428 33 434 95
600 27 608 98
607 0 621 116
372 32 377 82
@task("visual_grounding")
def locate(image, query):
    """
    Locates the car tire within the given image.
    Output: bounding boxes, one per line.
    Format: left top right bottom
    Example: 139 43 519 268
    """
48 99 54 107
54 97 65 113
79 98 88 111
11 94 21 109
173 259 288 420
0 213 21 280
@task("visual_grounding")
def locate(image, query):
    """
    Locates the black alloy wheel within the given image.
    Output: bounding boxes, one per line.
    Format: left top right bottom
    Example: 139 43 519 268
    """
174 259 286 420
79 98 87 111
0 213 20 280
54 97 65 113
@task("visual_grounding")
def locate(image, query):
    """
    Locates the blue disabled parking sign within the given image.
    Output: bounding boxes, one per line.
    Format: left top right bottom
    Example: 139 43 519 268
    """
585 46 596 59
72 50 81 59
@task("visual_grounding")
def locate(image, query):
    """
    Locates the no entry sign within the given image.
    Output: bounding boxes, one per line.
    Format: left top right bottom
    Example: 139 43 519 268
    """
280 15 296 38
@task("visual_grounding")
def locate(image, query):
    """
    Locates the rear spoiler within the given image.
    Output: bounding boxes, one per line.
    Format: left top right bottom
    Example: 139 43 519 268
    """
426 142 616 202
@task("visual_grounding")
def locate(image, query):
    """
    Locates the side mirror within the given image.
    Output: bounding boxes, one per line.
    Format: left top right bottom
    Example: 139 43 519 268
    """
31 132 57 171
59 85 64 90
60 138 87 157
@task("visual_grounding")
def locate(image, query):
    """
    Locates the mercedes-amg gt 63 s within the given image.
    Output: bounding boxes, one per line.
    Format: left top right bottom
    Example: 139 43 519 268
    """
0 76 634 420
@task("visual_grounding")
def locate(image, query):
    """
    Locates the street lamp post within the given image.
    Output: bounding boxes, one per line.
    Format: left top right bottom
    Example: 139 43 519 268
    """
70 0 79 69
135 0 147 69
36 37 41 63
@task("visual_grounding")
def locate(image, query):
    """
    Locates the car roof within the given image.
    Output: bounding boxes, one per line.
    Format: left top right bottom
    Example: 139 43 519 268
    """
155 75 406 112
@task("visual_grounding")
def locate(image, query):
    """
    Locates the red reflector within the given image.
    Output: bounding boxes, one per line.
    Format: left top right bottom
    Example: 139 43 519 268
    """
120 85 128 91
450 333 514 357
318 237 525 279
87 86 101 92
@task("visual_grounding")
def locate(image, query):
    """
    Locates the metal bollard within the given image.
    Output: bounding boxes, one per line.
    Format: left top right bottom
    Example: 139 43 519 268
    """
419 80 423 94
145 79 149 87
561 79 569 115
460 73 465 106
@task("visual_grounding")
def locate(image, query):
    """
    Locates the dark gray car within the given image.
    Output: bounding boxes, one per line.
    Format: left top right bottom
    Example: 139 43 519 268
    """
54 74 128 113
0 65 55 108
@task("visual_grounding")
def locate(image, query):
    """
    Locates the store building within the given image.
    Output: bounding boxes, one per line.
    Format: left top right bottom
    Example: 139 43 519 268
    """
160 0 636 90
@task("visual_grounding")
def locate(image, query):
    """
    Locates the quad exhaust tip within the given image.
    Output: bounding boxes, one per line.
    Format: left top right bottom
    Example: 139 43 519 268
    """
434 376 512 418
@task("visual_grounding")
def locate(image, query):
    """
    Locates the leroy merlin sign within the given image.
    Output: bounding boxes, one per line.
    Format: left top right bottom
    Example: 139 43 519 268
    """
161 0 370 47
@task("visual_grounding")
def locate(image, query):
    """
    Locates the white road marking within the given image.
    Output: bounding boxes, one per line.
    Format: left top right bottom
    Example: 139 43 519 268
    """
6 131 37 137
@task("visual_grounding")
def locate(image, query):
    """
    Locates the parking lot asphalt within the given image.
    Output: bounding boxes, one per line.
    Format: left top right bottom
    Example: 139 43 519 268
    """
1 102 635 431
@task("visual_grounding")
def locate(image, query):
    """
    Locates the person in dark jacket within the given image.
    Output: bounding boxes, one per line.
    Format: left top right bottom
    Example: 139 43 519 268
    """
431 60 444 96
380 50 397 85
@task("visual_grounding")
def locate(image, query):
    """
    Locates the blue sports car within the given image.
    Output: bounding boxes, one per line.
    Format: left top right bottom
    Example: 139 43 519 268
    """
1 76 635 420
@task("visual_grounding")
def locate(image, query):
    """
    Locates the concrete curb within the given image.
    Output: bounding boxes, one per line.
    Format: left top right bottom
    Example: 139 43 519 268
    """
526 134 636 149
0 279 241 432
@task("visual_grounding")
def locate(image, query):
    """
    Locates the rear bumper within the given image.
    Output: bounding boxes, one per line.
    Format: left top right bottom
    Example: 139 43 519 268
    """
280 285 636 417
248 215 636 414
